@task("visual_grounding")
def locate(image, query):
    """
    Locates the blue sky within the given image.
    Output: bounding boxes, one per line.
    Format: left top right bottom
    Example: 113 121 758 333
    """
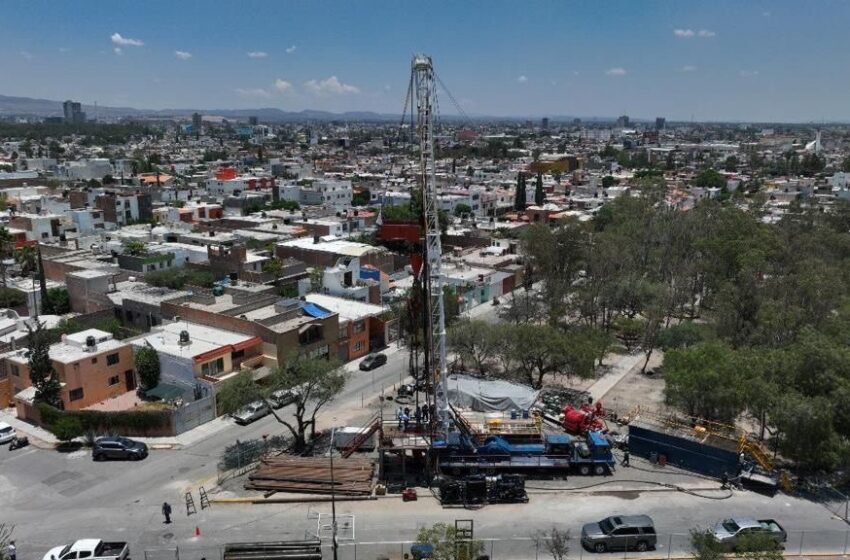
2 0 850 122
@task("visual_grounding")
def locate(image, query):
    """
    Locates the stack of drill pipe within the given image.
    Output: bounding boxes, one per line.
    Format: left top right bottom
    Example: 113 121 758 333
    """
224 540 322 560
245 456 375 495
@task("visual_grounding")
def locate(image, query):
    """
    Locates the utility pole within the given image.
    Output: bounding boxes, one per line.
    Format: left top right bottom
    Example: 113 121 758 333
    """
330 426 338 560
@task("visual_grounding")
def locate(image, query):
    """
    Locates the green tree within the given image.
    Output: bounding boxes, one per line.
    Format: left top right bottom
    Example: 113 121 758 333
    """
736 531 783 560
453 203 472 218
262 258 284 278
217 355 346 451
534 171 545 205
27 320 61 407
0 228 13 287
415 522 484 560
536 527 571 560
122 238 148 256
694 168 726 189
658 322 714 350
689 528 724 560
15 245 37 277
601 175 617 189
448 319 500 372
135 345 161 391
515 172 527 211
663 342 746 422
45 287 71 314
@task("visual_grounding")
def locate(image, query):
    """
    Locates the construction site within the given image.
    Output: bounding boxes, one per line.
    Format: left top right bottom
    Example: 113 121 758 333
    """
210 56 788 514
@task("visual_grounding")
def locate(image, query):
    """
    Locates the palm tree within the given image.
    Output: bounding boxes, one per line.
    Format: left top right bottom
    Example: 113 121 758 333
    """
0 228 13 288
15 245 37 277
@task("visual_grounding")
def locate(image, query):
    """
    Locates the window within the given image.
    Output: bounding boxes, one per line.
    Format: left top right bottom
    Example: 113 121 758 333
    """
231 349 245 360
106 353 120 366
353 341 364 352
69 388 84 401
352 321 366 334
10 364 19 377
91 357 97 364
107 375 120 386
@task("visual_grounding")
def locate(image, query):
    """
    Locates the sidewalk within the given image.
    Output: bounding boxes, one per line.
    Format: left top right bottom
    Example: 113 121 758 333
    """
587 352 645 402
0 407 57 447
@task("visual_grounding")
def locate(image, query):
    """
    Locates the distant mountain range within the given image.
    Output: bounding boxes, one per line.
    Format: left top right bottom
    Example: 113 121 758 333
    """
0 94 404 122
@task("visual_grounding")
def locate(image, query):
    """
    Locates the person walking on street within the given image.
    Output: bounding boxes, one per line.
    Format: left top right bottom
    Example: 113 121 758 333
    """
396 406 403 429
622 447 630 467
162 501 172 524
7 540 16 560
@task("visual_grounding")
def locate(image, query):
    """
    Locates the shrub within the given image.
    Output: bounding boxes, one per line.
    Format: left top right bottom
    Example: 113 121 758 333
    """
52 416 83 442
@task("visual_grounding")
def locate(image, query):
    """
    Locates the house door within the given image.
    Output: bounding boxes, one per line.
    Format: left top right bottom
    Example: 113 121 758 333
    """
125 370 137 391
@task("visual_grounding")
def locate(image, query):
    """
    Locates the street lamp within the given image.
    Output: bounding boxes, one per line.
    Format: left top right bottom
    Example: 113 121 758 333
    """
329 425 338 560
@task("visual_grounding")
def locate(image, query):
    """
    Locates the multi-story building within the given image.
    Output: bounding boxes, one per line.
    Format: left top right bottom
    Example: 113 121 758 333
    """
6 328 136 412
160 284 339 368
63 100 86 124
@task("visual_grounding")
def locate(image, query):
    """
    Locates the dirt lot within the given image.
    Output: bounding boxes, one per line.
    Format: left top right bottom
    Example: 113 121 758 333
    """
599 350 670 416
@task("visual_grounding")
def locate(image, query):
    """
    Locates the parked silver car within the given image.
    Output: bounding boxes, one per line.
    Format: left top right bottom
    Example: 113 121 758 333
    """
231 401 271 425
582 515 657 553
269 388 299 409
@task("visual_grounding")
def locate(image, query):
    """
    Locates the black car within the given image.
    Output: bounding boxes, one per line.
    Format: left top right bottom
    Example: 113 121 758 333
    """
359 353 388 371
92 436 149 461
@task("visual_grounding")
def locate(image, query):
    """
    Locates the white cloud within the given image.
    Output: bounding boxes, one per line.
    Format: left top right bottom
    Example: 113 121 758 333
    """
605 67 627 76
58 47 70 53
304 76 360 95
235 88 272 99
739 70 759 78
762 10 771 17
697 29 716 38
19 50 33 60
682 65 697 72
517 75 528 83
274 79 293 93
110 32 144 47
674 29 695 38
113 47 123 56
174 50 192 60
285 45 297 54
247 51 268 58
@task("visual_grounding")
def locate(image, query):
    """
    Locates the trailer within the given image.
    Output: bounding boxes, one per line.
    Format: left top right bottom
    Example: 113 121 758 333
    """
437 432 614 475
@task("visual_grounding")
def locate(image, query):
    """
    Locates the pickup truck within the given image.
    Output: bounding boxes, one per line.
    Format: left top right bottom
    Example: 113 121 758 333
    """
713 517 787 551
43 539 130 560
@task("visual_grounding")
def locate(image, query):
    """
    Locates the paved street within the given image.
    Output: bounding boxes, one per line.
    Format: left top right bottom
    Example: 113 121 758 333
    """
1 302 847 560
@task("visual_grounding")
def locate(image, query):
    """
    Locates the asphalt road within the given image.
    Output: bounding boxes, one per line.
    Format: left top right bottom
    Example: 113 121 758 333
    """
2 301 847 559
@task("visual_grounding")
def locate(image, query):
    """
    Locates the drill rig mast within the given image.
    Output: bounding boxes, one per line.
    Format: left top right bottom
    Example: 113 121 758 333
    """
408 54 449 442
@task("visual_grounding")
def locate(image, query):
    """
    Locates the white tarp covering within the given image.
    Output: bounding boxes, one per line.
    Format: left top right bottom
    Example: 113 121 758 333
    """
447 374 540 412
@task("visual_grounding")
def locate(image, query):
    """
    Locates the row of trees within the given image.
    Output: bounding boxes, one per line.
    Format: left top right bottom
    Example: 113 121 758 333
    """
448 319 607 389
518 177 850 470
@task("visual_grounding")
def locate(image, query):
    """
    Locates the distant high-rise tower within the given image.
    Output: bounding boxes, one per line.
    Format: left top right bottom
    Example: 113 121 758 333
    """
248 116 258 126
616 115 630 128
541 117 549 130
192 112 203 137
63 100 85 124
655 117 666 130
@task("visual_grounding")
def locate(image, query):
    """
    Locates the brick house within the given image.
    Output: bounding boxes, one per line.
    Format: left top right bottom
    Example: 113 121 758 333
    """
5 328 136 413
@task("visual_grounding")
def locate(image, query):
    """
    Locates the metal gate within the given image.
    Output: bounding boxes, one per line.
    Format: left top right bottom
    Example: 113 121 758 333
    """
172 395 216 434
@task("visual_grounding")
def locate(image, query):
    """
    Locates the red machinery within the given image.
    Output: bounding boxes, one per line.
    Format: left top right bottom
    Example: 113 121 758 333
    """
563 402 606 435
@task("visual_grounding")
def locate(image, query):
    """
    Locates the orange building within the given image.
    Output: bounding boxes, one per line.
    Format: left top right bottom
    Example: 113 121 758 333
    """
5 328 136 413
303 294 386 362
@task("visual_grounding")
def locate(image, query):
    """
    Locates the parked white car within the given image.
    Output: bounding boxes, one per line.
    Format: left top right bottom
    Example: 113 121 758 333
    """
0 422 16 444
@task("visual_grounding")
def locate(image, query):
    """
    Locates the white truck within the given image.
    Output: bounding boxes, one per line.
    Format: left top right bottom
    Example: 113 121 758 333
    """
42 539 130 560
